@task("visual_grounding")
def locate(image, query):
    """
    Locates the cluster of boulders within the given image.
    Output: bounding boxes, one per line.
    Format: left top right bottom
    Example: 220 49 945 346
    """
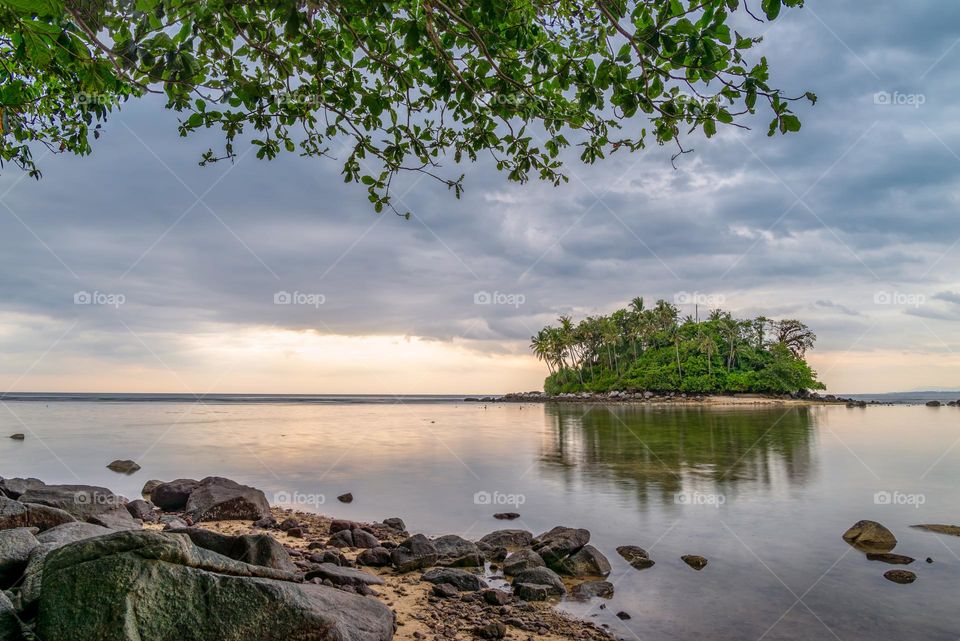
841 519 941 585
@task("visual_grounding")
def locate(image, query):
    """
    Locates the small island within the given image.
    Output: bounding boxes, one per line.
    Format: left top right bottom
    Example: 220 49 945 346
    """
529 297 825 396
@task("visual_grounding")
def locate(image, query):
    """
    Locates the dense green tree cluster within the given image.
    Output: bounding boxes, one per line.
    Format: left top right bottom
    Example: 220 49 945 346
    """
1 0 811 213
531 297 825 395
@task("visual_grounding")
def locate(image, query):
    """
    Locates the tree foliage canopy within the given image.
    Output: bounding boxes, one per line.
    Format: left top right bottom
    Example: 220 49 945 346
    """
532 297 825 395
1 0 811 213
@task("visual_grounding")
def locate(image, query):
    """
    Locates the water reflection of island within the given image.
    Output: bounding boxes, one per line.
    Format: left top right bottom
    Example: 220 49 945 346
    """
539 405 818 506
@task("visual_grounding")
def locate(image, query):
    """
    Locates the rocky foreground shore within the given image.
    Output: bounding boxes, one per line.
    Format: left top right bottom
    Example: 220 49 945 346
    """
0 475 624 641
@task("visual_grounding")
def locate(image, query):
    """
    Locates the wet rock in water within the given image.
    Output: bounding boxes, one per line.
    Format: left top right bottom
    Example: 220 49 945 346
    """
0 527 38 585
503 548 546 576
433 534 483 567
87 507 142 531
571 580 614 599
166 527 297 572
926 557 934 564
305 563 385 588
106 459 141 474
422 567 488 592
557 544 611 578
0 477 45 500
532 526 590 567
432 583 459 598
866 553 915 565
493 512 520 520
357 546 392 567
140 479 164 498
150 479 200 511
381 517 406 532
511 566 565 600
125 499 157 522
473 621 507 639
391 534 439 573
842 520 897 552
616 545 655 570
883 569 917 584
478 529 533 549
681 555 708 570
8 434 24 441
19 484 126 520
35 530 395 641
184 477 271 522
337 493 354 503
615 611 632 621
482 588 511 606
911 524 960 537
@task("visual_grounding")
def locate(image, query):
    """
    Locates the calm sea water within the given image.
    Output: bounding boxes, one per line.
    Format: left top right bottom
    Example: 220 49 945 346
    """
1 398 958 640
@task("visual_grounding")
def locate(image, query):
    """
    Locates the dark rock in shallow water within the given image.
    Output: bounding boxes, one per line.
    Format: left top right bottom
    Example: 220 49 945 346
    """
842 520 897 552
357 546 392 567
557 544 611 578
337 493 354 503
7 434 24 441
681 555 709 570
884 569 917 584
19 484 126 520
421 567 487 592
391 534 438 573
866 553 915 565
503 549 545 576
493 512 520 520
478 529 533 549
166 528 297 572
184 477 271 522
106 459 141 474
35 530 395 641
911 524 960 537
511 566 565 601
433 534 483 567
0 527 37 585
532 526 590 566
150 478 199 511
572 580 614 599
615 611 631 620
616 545 655 570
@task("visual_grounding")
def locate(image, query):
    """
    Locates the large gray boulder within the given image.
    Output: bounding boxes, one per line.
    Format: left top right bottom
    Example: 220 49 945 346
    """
0 527 37 585
184 477 271 522
0 478 45 500
0 496 75 532
478 529 533 549
167 528 296 572
532 526 590 567
556 545 611 578
88 507 142 531
150 479 200 511
36 530 394 641
391 534 438 573
35 522 113 547
19 484 126 520
432 535 483 567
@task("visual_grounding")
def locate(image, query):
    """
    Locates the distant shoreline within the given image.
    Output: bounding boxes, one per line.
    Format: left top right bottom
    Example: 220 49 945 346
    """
478 392 875 407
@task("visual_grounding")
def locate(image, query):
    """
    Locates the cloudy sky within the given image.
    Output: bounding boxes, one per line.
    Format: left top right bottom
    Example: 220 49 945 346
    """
2 1 960 394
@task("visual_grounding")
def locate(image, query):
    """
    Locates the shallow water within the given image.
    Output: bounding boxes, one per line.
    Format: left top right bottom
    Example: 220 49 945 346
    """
1 400 958 640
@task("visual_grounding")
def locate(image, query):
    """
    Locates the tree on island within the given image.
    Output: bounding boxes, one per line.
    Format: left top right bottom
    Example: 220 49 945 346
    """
531 298 825 395
2 0 813 214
